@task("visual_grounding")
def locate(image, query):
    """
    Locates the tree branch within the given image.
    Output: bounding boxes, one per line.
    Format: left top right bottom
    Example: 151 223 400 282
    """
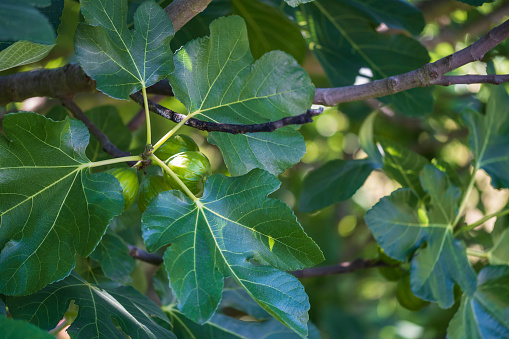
314 18 509 107
130 92 324 134
126 244 388 277
164 0 212 32
60 98 131 158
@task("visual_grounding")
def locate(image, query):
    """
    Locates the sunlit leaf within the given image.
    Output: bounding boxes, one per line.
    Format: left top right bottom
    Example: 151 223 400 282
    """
463 86 509 189
299 159 376 212
169 15 314 176
365 165 477 308
448 265 509 338
7 272 175 339
75 0 174 99
0 113 124 295
0 41 54 72
457 0 495 6
142 169 323 337
489 228 509 265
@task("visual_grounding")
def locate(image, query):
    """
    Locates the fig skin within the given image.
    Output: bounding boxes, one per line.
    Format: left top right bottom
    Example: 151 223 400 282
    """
154 134 199 161
163 151 212 196
106 167 139 211
137 174 173 212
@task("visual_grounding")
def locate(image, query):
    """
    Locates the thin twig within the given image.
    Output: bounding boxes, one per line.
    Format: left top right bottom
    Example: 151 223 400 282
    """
60 98 131 158
126 244 387 277
130 92 324 134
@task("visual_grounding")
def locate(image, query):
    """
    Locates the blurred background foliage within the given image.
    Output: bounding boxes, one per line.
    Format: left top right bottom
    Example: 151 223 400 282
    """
2 0 509 338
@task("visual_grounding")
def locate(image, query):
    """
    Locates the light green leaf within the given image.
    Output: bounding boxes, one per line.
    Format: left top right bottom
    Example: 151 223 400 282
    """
378 137 429 196
142 169 324 337
359 111 383 166
0 317 53 339
457 0 495 6
0 0 55 45
169 15 314 176
0 41 54 71
0 113 124 296
90 231 135 283
84 106 132 162
299 159 376 212
489 228 509 265
364 165 477 308
165 280 322 339
463 86 509 189
75 0 174 99
448 265 509 338
296 0 433 116
286 0 313 6
7 272 176 339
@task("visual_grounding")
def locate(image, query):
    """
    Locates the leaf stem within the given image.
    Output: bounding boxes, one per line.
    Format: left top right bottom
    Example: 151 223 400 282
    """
455 208 509 235
83 155 142 169
49 320 69 336
452 168 477 227
150 154 198 202
142 87 151 145
466 248 489 259
152 111 199 151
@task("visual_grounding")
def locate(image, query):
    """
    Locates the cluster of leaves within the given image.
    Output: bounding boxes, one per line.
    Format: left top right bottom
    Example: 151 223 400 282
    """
1 0 509 338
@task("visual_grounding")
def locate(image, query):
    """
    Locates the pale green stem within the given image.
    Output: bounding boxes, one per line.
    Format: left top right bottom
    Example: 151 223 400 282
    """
142 87 151 145
152 111 199 151
455 208 509 235
452 167 478 227
466 248 489 259
81 156 142 169
150 155 198 202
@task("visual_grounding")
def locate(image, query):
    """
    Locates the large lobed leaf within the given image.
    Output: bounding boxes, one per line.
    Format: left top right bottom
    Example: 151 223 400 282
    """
142 169 324 337
448 265 509 338
463 86 509 189
75 0 174 99
7 272 175 339
169 15 314 176
0 113 124 295
364 165 476 308
296 0 432 116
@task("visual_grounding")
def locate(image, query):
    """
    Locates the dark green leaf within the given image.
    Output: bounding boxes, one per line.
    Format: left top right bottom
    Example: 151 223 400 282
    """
296 0 433 115
0 298 5 316
7 272 175 339
0 41 54 71
364 165 477 308
166 280 322 339
299 159 375 212
457 0 495 6
169 15 314 176
84 106 132 162
342 0 424 35
0 317 53 339
378 137 429 196
90 231 135 283
143 169 323 337
0 0 55 45
448 265 509 338
0 113 124 295
463 86 509 189
75 0 174 99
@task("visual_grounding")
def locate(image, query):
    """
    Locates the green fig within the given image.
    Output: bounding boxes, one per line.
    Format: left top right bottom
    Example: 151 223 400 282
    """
163 151 212 196
106 167 139 211
137 174 173 212
154 134 199 161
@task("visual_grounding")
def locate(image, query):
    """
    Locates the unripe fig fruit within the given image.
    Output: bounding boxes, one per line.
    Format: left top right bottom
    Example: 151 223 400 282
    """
396 273 429 311
163 151 212 196
106 167 139 211
137 175 173 212
154 134 199 161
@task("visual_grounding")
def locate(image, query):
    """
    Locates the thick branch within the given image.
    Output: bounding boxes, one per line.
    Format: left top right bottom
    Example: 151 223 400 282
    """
60 98 131 158
130 92 324 134
164 0 212 32
314 19 509 106
128 245 164 265
435 74 509 86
